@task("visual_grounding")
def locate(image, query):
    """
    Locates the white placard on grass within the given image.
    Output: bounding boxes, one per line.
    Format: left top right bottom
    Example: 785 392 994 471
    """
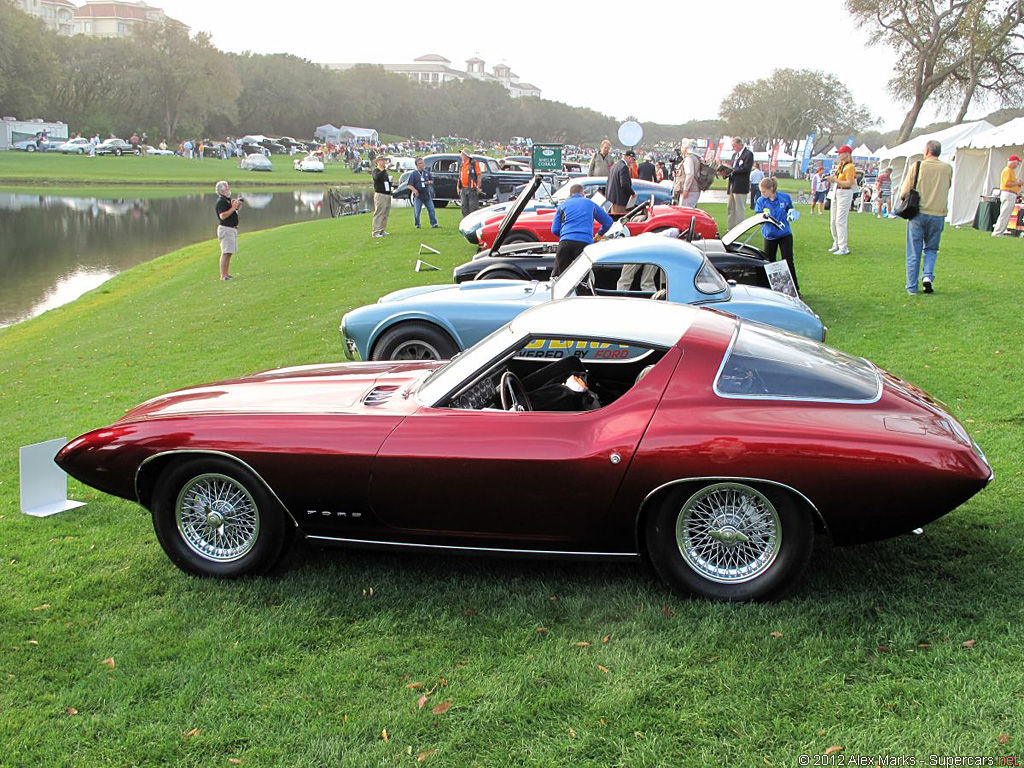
20 438 86 518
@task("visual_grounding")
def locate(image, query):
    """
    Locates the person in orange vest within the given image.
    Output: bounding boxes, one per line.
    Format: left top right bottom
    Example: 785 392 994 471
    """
458 150 483 216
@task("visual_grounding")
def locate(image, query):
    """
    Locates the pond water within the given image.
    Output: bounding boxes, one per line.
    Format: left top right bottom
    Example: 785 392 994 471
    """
0 187 377 328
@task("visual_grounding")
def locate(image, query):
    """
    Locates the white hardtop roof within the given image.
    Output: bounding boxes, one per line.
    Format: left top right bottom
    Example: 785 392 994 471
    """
959 116 1024 150
509 297 699 347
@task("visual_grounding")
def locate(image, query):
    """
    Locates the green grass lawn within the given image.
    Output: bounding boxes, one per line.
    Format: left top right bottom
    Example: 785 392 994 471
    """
0 151 369 187
2 201 1023 765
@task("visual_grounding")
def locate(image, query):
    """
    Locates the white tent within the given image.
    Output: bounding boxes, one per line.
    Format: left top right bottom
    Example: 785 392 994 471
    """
878 120 993 200
949 117 1024 226
852 143 877 160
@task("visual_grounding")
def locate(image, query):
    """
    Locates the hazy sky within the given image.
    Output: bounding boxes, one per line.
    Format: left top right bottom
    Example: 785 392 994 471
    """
159 0 980 136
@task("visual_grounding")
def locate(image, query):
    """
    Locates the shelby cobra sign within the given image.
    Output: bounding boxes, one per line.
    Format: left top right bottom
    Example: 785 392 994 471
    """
531 144 563 172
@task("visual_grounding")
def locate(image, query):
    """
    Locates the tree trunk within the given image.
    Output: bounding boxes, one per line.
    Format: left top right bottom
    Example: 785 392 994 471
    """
895 94 928 145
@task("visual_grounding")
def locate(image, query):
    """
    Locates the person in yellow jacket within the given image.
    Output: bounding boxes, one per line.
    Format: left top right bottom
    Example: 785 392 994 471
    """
992 155 1021 236
899 140 952 295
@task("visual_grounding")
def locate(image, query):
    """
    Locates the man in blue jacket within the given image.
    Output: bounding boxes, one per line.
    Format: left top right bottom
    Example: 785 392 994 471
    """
409 157 439 228
550 184 614 277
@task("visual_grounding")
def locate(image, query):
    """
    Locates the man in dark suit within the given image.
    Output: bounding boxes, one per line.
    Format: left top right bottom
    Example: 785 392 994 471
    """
724 138 754 229
606 150 635 215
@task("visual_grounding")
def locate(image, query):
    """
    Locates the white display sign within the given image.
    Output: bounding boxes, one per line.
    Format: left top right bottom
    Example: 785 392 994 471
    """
20 438 86 517
764 261 799 298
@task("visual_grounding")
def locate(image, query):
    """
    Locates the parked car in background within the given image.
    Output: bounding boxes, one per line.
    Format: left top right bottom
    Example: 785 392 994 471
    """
13 137 66 152
340 224 825 364
293 154 324 172
459 176 674 245
278 137 311 153
95 139 134 156
57 137 94 154
239 141 268 157
240 153 273 172
57 298 991 601
144 145 175 156
386 156 418 172
391 154 529 207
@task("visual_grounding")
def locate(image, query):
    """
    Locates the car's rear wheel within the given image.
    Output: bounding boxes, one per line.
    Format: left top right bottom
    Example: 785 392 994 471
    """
645 482 813 601
77 148 84 155
114 148 122 156
434 200 449 208
502 232 538 245
151 457 293 578
371 322 458 361
26 145 35 152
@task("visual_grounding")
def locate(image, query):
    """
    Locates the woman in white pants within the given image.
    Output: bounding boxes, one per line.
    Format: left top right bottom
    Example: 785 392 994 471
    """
827 146 857 255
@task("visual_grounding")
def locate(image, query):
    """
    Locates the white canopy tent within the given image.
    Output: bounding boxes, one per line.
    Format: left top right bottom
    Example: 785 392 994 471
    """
852 143 877 160
949 117 1024 226
878 121 993 203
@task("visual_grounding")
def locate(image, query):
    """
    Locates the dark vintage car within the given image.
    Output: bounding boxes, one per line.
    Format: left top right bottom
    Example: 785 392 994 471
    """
95 139 135 156
57 300 992 601
391 154 530 206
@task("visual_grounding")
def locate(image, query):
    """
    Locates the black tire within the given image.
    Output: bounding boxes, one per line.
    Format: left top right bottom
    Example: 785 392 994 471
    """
114 148 122 157
645 481 813 602
77 148 84 155
502 232 538 245
26 145 36 152
371 322 459 361
151 457 294 578
475 269 525 281
434 200 449 208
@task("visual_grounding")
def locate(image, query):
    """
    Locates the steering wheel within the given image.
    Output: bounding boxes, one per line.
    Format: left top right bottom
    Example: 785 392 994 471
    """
499 371 533 411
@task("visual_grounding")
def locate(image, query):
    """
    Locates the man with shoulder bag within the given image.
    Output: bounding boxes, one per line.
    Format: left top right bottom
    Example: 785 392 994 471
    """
898 140 952 295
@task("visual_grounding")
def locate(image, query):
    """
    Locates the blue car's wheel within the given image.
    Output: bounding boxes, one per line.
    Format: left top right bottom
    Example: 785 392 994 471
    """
371 322 458 361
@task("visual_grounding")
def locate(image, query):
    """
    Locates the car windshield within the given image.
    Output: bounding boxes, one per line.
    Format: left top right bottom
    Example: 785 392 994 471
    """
715 322 881 402
418 324 521 405
551 250 597 299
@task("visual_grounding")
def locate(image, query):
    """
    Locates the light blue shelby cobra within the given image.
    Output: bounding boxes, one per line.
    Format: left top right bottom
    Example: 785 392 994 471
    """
340 234 826 361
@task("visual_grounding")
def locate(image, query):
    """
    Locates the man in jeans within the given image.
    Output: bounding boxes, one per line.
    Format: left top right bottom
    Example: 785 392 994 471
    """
900 140 952 295
409 157 439 228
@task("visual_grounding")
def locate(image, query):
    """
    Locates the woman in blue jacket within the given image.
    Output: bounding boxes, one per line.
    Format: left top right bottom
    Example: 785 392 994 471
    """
754 176 800 293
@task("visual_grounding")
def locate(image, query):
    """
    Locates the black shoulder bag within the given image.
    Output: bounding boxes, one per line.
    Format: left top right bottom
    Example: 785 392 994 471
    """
894 161 921 220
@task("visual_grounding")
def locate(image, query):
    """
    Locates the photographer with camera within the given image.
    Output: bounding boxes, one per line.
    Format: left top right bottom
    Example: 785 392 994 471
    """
215 180 244 281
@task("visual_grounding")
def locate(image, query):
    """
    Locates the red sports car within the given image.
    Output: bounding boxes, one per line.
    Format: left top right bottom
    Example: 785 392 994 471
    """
475 198 719 250
56 300 991 601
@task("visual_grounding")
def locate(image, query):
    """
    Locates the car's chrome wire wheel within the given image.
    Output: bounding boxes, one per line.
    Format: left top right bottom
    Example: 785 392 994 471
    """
175 473 260 562
391 340 442 360
675 483 781 584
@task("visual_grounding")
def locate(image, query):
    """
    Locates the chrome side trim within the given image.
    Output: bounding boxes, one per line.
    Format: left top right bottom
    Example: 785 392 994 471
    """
636 476 830 539
305 535 639 558
135 449 299 528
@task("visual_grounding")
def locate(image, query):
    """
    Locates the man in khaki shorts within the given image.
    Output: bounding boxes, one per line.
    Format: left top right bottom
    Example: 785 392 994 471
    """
215 180 243 280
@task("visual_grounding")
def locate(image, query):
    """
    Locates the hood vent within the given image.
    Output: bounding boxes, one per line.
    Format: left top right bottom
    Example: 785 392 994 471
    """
363 385 399 406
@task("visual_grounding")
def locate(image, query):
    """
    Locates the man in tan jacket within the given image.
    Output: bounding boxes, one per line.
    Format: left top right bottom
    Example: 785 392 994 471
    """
899 140 952 295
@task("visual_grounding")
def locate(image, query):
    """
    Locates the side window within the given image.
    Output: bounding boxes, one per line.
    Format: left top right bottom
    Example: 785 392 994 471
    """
586 264 667 297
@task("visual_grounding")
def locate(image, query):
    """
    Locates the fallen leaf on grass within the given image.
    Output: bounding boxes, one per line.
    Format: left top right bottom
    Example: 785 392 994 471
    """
963 640 977 648
573 642 589 648
381 728 389 742
32 604 50 611
28 640 38 646
661 605 674 617
405 682 423 689
998 734 1010 745
824 746 844 755
877 645 891 653
183 728 200 739
568 728 577 739
769 631 783 639
439 677 447 687
917 643 932 649
417 695 427 710
431 702 451 715
228 760 242 765
549 595 559 601
101 658 115 669
597 665 610 674
764 758 773 766
602 634 611 643
417 749 436 761
65 708 78 716
463 609 476 616
536 627 548 633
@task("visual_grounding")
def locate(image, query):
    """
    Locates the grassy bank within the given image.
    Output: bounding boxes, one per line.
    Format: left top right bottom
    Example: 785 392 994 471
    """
0 152 368 187
1 202 1022 765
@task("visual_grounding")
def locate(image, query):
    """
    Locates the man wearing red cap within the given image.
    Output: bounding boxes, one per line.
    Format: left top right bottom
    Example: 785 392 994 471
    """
827 145 857 255
992 155 1022 236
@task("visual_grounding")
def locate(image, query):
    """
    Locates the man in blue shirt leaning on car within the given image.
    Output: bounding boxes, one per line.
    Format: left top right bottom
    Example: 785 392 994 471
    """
550 184 614 278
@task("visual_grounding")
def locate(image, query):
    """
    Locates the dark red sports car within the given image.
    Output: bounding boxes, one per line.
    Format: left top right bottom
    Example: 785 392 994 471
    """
475 198 719 250
56 300 992 601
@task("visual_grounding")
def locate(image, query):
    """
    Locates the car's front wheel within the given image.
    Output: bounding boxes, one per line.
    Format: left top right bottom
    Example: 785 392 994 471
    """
26 145 36 152
151 457 293 578
645 482 813 601
434 200 449 208
502 232 539 245
77 148 85 155
114 148 122 156
371 322 458 361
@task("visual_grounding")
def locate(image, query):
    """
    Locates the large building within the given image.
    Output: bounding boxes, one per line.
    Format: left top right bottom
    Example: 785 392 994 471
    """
325 54 541 99
14 0 188 37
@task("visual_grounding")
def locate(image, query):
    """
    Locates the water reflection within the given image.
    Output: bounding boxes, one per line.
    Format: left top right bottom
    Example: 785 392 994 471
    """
0 187 376 328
